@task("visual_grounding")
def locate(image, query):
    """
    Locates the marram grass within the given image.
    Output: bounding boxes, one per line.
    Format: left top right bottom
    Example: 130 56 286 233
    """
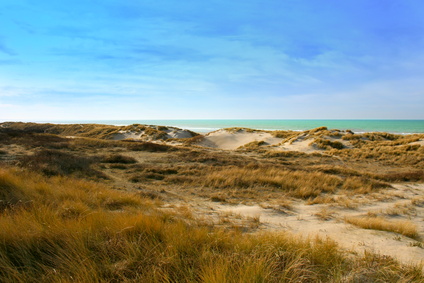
0 167 423 282
344 216 419 239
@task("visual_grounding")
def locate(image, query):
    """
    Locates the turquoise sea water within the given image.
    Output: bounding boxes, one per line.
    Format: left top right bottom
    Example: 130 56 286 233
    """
43 120 424 134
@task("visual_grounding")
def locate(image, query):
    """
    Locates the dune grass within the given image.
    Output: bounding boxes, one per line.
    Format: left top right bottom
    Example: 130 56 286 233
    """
200 167 341 198
0 122 178 141
3 127 407 204
344 216 419 239
18 149 108 180
1 123 424 281
0 167 422 282
162 165 388 199
312 138 345 150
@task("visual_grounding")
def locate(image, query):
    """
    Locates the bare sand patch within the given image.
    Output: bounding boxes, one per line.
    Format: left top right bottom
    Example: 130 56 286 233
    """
410 140 424 146
277 138 319 152
113 131 142 140
165 128 193 139
197 129 282 150
211 183 424 267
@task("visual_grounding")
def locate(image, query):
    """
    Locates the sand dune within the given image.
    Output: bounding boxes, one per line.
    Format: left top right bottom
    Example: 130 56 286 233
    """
194 128 341 152
197 129 283 150
112 127 195 141
278 137 319 152
1 122 424 277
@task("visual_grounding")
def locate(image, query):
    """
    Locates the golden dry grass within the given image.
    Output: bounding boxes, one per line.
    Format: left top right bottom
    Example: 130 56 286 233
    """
0 167 423 281
165 165 388 200
0 122 190 141
1 123 424 281
344 216 419 239
311 138 344 150
314 207 335 221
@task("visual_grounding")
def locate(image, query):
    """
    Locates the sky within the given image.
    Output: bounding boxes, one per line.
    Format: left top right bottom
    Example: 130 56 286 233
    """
1 0 424 121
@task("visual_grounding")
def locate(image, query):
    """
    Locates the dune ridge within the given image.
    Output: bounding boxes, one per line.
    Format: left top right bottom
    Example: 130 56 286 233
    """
1 121 424 281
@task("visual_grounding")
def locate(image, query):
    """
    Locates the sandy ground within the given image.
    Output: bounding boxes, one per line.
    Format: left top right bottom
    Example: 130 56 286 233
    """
277 138 319 152
198 129 283 150
156 181 424 268
410 140 424 146
113 131 143 140
106 128 424 267
3 125 423 269
196 129 337 152
67 129 424 268
200 183 424 267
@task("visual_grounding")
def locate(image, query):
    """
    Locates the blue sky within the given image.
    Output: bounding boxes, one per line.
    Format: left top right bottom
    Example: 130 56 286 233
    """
1 0 424 120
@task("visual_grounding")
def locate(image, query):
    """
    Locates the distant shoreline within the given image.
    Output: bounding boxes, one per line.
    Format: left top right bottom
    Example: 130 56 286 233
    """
7 119 424 134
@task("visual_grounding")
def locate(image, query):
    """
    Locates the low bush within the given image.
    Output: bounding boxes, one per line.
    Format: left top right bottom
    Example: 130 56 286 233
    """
18 150 107 179
124 141 174 152
100 154 137 164
0 131 70 149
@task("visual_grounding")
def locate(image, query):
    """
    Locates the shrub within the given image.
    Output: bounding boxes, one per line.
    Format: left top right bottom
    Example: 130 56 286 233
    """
18 150 107 179
100 154 137 164
124 141 173 152
0 131 70 149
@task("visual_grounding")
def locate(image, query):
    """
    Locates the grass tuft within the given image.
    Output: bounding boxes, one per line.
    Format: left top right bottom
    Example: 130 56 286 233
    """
18 149 107 180
0 167 422 282
344 216 419 239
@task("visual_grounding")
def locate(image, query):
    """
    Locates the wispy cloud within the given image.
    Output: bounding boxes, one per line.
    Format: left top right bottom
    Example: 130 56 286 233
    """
0 59 21 65
0 42 16 56
1 0 424 120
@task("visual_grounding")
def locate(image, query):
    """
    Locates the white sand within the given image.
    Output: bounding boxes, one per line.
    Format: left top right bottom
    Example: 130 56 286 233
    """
277 138 319 152
195 129 327 152
410 140 424 146
164 128 193 139
112 131 143 140
197 129 283 150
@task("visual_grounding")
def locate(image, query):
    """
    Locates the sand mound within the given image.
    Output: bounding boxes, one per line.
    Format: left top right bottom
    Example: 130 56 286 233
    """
112 126 196 141
112 131 143 140
164 127 194 139
193 127 361 152
197 129 282 150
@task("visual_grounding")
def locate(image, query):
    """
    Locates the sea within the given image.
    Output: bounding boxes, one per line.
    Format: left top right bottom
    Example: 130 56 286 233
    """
39 120 424 135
